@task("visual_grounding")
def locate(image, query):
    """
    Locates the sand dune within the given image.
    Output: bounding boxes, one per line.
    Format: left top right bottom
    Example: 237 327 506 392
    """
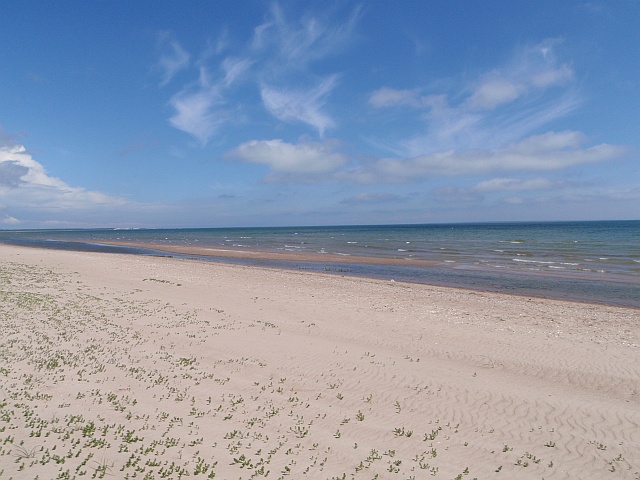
1 245 638 479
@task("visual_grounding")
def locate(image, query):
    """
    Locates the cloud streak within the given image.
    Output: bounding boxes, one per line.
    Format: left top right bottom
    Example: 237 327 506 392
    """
252 3 359 68
473 177 555 192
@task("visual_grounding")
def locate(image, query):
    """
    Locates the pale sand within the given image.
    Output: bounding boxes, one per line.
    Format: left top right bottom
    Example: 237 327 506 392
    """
0 245 638 480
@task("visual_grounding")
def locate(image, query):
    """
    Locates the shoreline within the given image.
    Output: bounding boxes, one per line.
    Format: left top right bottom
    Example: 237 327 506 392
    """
76 239 444 266
5 238 639 309
127 241 640 310
1 244 639 479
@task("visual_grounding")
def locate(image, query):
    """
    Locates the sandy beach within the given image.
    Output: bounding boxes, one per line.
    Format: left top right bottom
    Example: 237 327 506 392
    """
1 245 638 479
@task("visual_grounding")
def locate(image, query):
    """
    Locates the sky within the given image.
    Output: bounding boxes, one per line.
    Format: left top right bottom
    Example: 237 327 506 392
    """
1 1 639 229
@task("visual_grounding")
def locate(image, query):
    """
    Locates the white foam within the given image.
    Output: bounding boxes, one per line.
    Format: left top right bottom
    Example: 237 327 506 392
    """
512 259 579 266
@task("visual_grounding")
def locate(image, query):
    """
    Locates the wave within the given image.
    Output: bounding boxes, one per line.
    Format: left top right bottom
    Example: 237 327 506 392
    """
512 258 580 266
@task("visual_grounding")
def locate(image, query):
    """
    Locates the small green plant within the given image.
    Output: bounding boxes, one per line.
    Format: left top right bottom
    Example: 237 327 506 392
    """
291 425 309 438
424 427 441 441
232 454 253 469
393 426 413 437
178 357 196 366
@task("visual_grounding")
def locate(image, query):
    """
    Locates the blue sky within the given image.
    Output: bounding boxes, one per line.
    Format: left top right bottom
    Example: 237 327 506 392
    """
1 1 638 228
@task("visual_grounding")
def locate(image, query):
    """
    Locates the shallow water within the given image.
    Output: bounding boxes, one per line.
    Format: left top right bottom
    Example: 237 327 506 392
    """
2 221 638 307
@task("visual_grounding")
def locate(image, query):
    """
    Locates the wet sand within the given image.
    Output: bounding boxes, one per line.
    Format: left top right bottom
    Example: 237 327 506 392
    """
91 239 442 266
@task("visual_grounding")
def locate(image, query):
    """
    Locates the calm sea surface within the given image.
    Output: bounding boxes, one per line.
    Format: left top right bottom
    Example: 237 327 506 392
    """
1 221 639 308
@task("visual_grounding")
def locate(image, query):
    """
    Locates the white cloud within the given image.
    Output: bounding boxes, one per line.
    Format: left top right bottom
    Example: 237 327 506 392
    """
252 5 356 134
222 57 253 87
261 75 338 136
465 62 573 111
374 131 628 180
252 3 360 68
162 5 358 143
168 68 226 145
368 88 425 108
161 45 250 145
465 40 574 111
157 36 190 86
371 40 580 157
0 145 126 223
372 41 575 116
473 177 555 192
223 130 626 185
532 64 574 88
225 138 347 175
466 77 523 110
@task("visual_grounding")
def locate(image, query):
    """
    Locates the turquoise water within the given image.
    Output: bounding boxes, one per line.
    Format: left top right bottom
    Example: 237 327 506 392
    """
1 221 639 307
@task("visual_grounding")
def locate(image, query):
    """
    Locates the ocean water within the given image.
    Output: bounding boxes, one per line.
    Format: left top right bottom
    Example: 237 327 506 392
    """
1 221 639 308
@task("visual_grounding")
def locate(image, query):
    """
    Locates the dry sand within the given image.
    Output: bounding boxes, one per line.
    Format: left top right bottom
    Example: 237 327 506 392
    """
0 245 638 480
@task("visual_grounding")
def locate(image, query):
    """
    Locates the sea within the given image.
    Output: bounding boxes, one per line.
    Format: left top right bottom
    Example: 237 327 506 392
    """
1 220 639 308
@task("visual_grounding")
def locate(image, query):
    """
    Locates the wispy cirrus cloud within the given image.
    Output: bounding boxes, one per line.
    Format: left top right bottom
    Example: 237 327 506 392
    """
465 43 573 110
252 3 359 68
260 75 338 137
157 34 191 86
221 57 253 87
370 40 580 155
159 4 359 143
251 3 358 134
167 55 255 144
168 76 225 145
